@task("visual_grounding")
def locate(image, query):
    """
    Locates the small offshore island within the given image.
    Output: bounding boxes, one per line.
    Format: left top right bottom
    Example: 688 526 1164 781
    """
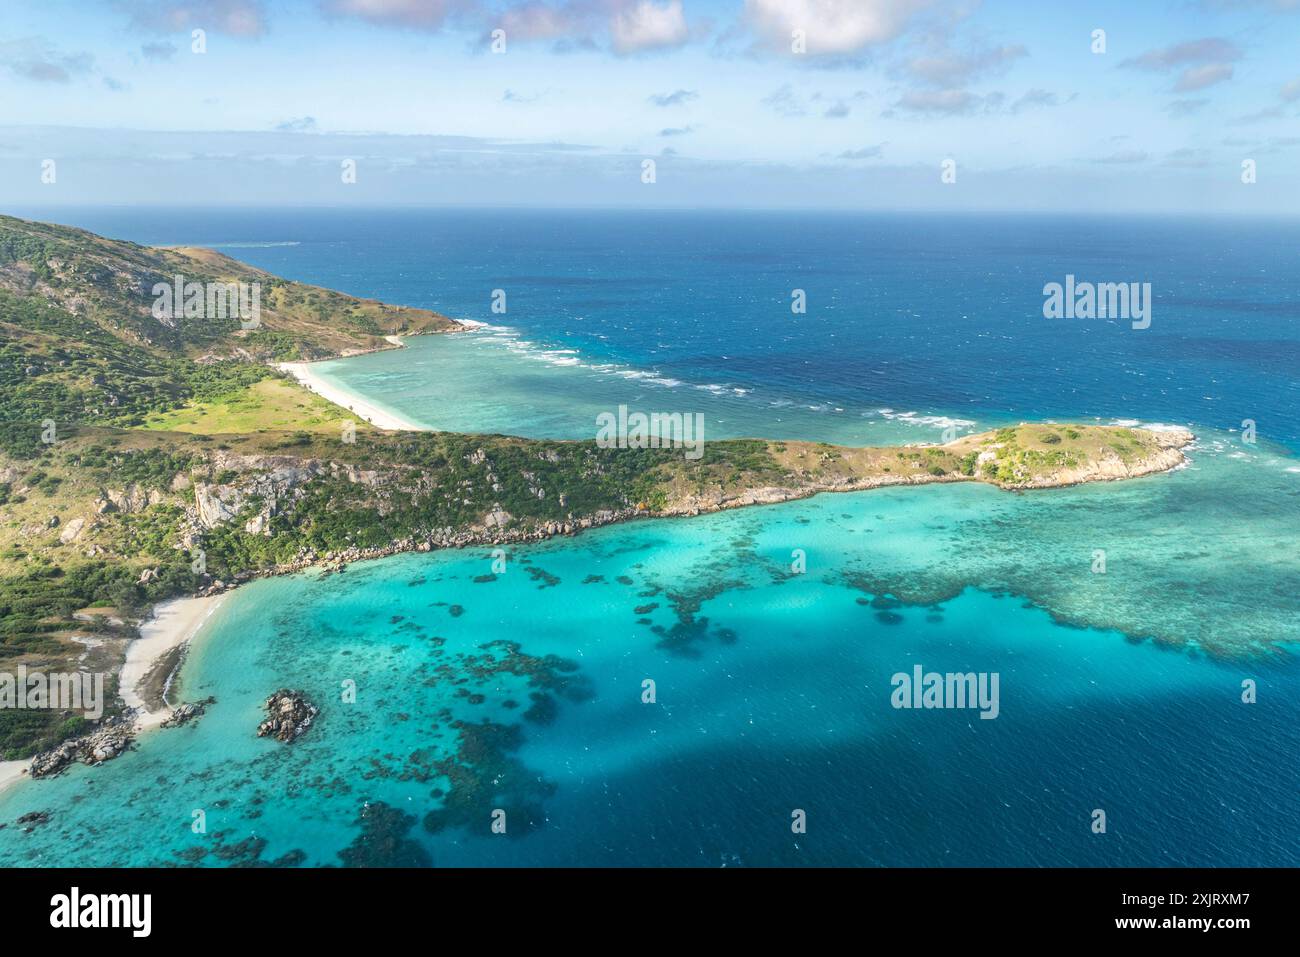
0 214 1192 780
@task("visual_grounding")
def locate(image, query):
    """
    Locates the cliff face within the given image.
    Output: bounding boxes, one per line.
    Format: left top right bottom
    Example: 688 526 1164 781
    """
192 453 398 534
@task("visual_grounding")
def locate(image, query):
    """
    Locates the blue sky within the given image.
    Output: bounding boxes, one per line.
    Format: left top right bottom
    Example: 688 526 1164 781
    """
2 0 1299 211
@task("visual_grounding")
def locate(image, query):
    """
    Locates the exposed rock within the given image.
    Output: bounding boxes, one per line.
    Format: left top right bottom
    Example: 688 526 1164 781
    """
58 517 85 543
192 452 389 532
104 485 163 514
29 721 135 779
256 689 319 743
160 696 216 729
157 428 1194 617
194 482 244 528
244 508 271 535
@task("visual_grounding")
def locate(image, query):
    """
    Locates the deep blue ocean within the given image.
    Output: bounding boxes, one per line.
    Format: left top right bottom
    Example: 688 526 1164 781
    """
22 207 1300 448
1 208 1296 867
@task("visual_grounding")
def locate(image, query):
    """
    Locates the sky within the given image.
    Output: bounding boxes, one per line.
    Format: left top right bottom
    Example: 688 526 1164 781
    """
1 0 1299 212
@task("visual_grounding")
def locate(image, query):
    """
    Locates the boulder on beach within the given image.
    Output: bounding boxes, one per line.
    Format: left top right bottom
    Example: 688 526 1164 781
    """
29 721 135 779
160 696 216 729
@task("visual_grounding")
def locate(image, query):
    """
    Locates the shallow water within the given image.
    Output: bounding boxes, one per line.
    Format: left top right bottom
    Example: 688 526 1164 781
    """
1 441 1296 867
309 324 988 446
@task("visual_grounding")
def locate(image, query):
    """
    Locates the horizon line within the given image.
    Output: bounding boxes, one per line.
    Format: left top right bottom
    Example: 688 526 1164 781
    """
6 203 1300 222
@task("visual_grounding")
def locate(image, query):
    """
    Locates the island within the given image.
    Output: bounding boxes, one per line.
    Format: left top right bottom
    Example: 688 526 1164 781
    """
0 213 1193 769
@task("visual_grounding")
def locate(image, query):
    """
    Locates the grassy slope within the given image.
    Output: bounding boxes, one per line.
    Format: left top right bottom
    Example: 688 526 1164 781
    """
0 213 460 437
140 377 364 434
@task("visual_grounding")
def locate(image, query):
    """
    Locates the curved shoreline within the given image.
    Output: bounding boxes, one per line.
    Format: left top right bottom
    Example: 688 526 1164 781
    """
0 423 1202 800
277 358 427 432
120 594 228 729
0 320 1197 799
0 594 228 797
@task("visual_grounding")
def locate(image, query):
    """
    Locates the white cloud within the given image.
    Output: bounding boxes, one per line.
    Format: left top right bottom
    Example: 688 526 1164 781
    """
905 44 1027 87
838 144 884 160
744 0 931 56
649 88 699 107
894 89 986 115
1092 150 1150 165
1121 37 1242 71
124 0 269 37
611 1 689 54
496 1 580 42
0 38 95 83
140 41 178 61
1010 89 1063 113
1164 98 1210 116
275 116 318 132
1173 62 1234 91
1121 37 1241 94
319 0 454 30
761 83 806 116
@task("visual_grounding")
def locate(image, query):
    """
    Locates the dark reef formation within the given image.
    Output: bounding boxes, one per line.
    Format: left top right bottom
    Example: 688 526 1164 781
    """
256 689 319 743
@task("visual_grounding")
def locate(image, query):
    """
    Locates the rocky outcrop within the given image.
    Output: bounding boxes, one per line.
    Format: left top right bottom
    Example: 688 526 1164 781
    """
193 452 394 532
256 689 318 743
58 516 86 544
160 696 216 729
16 810 50 831
997 428 1194 489
29 720 134 779
101 485 165 514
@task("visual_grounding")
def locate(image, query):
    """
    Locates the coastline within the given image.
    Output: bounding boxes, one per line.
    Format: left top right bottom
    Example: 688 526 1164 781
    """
0 314 1197 797
0 413 1194 800
0 594 227 798
0 761 28 793
121 594 228 730
278 358 429 432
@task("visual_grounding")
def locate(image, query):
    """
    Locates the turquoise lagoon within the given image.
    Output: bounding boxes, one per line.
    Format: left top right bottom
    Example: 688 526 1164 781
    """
0 435 1297 867
304 326 992 446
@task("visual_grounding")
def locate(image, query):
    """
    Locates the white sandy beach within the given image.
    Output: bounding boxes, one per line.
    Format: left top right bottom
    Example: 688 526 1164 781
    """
120 594 227 730
278 360 427 431
0 760 28 793
0 585 228 797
